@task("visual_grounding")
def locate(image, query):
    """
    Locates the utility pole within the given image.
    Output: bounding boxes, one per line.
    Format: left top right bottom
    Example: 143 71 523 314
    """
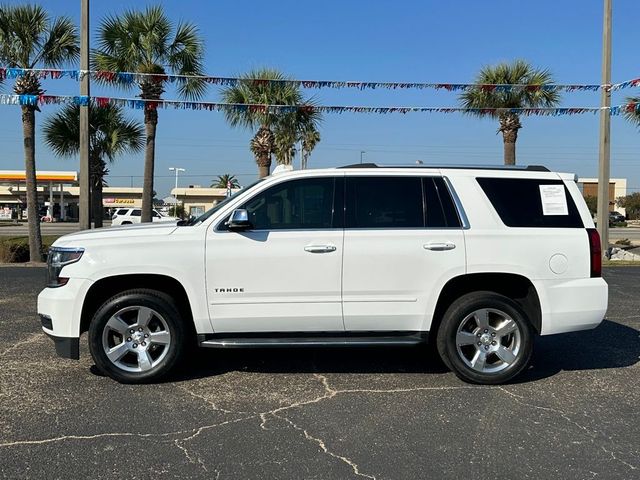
79 0 90 229
596 0 612 255
169 167 185 210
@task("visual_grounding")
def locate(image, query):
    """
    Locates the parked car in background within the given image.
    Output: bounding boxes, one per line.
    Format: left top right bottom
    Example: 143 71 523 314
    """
111 208 178 226
609 211 625 224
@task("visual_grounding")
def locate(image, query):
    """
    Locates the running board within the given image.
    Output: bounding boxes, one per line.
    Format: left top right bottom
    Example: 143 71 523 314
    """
197 332 428 349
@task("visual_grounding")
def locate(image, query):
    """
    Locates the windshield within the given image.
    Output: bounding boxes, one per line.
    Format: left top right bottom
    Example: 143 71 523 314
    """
185 178 265 226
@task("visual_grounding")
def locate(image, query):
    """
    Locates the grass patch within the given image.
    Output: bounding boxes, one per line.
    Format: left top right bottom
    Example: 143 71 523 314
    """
603 259 640 267
0 235 60 263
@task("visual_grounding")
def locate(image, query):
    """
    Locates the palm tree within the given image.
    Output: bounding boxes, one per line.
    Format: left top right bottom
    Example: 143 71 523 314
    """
624 96 640 128
43 104 143 227
94 5 206 223
459 60 560 165
301 125 321 169
273 107 322 167
0 4 79 261
210 174 240 189
221 68 307 178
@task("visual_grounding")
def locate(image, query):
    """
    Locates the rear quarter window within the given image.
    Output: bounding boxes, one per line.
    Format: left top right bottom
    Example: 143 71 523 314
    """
477 177 583 228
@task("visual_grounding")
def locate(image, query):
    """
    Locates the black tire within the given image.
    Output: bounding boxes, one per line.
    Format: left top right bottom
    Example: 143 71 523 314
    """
121 221 132 225
436 291 534 384
88 289 187 384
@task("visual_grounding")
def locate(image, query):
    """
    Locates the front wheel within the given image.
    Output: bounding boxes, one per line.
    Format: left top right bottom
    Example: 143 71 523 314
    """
436 291 534 384
88 289 186 383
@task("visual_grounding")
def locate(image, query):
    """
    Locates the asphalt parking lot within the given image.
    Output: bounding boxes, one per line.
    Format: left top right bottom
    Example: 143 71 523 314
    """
0 267 638 479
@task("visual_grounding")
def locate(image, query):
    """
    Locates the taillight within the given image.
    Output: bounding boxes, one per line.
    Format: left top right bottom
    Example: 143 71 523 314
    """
586 228 601 278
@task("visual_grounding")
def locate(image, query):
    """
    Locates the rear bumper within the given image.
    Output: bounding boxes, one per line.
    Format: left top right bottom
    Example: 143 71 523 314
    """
538 277 608 335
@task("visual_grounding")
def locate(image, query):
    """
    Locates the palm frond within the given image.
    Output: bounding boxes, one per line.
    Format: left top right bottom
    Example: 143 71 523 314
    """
43 103 143 163
623 96 640 127
459 59 561 118
37 16 79 68
94 6 205 101
170 22 206 99
42 105 81 157
0 4 78 70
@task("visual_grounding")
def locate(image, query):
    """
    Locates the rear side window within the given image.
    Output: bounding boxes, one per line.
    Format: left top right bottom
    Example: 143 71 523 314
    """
346 177 423 228
477 178 583 228
130 209 141 217
345 176 461 229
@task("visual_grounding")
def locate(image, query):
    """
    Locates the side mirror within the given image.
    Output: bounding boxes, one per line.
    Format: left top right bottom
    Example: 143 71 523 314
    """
227 209 252 231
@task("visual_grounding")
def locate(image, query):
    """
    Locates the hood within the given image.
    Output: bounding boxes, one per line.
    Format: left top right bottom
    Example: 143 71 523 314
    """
54 222 179 246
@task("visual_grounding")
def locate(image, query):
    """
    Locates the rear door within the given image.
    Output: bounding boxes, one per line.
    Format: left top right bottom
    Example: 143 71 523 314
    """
342 174 466 332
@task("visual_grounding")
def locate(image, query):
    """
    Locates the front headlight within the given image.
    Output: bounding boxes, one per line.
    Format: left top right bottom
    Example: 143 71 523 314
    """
47 247 84 287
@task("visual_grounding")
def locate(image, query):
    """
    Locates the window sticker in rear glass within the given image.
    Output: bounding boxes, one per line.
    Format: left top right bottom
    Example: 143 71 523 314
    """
539 185 568 216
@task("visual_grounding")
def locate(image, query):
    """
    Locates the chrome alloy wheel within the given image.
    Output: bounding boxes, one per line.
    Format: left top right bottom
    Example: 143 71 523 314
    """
454 308 522 374
101 306 171 373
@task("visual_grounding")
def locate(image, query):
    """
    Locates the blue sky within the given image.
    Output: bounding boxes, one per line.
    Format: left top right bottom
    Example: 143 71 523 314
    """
1 0 640 198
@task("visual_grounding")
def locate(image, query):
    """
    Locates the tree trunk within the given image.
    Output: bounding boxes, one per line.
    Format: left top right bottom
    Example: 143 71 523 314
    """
142 106 158 223
21 106 43 262
258 161 270 178
503 138 517 166
91 184 103 228
498 112 522 166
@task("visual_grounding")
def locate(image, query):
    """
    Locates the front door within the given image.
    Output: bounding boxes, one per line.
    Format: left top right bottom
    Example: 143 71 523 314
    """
206 175 345 333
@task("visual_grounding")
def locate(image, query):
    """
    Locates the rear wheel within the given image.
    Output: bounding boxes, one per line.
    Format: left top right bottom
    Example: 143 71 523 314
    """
88 289 186 383
436 291 534 384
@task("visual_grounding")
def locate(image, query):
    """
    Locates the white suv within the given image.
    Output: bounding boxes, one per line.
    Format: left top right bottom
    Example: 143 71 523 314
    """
38 164 608 384
111 208 177 226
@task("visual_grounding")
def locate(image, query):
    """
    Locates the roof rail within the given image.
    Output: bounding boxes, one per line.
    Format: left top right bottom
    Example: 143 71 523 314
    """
337 163 379 169
338 163 550 172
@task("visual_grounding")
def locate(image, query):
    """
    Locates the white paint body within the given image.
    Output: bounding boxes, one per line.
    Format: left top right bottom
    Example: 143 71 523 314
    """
38 167 608 343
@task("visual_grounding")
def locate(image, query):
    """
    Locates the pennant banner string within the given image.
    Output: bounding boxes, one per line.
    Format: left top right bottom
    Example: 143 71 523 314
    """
1 66 639 92
1 93 639 116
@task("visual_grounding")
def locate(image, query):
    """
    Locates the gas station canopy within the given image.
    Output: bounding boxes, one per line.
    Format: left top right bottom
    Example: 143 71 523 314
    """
0 170 78 184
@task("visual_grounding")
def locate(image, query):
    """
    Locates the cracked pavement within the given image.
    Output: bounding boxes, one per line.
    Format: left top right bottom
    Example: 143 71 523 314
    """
0 267 638 479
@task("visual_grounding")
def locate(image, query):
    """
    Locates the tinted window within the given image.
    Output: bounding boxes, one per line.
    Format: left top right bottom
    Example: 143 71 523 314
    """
241 177 336 230
152 211 161 218
477 178 583 228
116 209 128 215
130 209 141 217
346 177 423 228
425 177 461 228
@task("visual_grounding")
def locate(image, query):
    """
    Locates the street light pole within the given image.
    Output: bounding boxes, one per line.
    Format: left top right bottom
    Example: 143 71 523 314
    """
79 0 90 229
596 0 612 256
169 167 185 210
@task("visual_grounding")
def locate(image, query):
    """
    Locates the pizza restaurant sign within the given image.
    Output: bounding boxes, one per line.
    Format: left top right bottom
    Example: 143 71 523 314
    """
103 198 136 205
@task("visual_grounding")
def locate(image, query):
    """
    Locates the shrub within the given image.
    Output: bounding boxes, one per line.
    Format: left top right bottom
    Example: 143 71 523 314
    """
615 238 632 246
0 236 58 263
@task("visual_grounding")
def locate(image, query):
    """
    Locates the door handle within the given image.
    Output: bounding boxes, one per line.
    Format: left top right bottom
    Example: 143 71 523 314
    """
423 242 456 251
304 244 337 253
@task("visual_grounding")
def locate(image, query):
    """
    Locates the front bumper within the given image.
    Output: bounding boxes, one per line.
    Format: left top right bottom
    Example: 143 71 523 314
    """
38 277 93 359
43 329 80 359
